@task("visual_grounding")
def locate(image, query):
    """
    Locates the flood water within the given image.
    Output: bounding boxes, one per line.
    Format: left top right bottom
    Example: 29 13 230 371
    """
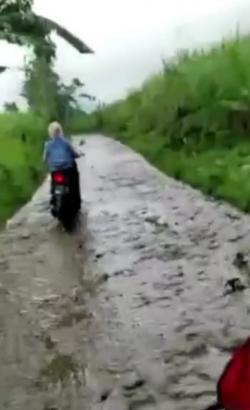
1 135 250 409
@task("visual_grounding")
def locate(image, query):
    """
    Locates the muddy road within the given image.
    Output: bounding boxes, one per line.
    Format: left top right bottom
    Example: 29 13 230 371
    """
1 135 250 409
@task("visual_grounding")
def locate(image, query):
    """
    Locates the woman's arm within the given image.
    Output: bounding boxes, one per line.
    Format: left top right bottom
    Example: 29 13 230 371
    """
65 138 84 158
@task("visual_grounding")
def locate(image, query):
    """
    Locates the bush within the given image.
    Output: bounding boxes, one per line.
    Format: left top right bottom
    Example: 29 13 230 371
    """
0 113 46 222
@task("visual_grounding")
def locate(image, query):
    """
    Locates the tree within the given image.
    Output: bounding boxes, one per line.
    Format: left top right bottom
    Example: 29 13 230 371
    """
56 77 95 123
0 0 94 122
22 55 95 122
22 55 59 119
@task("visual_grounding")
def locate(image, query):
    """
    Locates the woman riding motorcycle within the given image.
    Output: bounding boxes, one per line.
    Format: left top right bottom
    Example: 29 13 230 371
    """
43 121 83 211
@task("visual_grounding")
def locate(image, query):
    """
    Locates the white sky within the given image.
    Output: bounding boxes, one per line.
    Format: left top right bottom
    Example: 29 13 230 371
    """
0 0 250 108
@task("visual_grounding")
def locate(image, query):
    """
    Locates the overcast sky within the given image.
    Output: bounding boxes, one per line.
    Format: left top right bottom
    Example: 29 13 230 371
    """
0 0 250 108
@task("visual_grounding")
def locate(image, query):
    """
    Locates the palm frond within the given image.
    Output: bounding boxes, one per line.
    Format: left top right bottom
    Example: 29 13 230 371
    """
35 15 93 54
0 12 93 55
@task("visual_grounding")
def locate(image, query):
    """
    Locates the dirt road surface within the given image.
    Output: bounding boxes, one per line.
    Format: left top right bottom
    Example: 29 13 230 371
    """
1 135 250 410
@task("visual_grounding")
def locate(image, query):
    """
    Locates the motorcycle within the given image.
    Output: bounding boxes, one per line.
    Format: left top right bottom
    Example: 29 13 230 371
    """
50 168 80 231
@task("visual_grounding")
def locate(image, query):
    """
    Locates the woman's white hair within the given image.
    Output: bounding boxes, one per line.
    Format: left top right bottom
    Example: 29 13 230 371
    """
48 121 63 137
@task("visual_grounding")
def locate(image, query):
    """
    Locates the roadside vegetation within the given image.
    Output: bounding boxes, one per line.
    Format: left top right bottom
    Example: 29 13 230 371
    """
82 35 250 212
0 113 46 222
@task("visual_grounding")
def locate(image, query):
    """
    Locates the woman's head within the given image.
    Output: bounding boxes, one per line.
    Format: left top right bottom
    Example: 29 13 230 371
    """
48 121 63 138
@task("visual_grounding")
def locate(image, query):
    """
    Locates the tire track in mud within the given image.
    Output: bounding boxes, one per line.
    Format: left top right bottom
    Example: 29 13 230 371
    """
1 135 250 409
0 227 91 408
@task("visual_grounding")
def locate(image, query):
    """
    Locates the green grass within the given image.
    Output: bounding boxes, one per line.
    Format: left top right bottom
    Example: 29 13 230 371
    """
0 113 46 223
67 111 101 134
80 35 250 213
128 136 250 211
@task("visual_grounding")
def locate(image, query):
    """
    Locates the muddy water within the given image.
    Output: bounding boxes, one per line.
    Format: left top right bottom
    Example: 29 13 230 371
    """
1 136 250 409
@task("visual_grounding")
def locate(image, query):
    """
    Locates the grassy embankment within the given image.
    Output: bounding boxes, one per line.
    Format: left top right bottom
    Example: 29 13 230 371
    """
0 113 46 223
81 36 250 212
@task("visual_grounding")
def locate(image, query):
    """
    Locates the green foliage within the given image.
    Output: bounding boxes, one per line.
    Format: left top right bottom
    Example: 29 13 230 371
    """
82 35 250 212
99 37 250 145
4 102 19 112
0 2 54 60
0 0 94 127
0 113 46 223
0 0 32 15
68 110 100 134
22 55 93 124
23 56 59 120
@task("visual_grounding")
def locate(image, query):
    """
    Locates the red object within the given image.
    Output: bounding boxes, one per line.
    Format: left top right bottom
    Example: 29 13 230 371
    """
217 337 250 410
52 172 65 184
